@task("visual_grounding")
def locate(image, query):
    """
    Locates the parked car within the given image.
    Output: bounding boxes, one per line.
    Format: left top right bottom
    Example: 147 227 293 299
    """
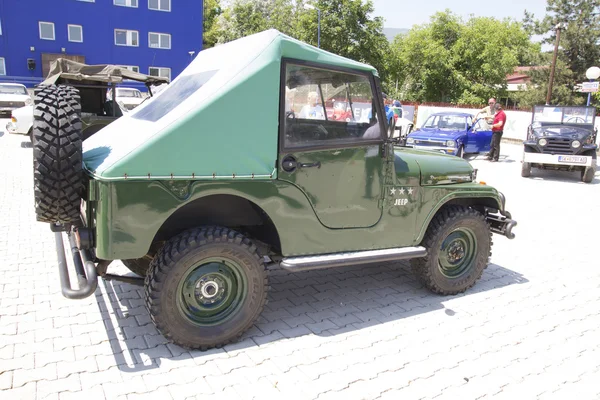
0 83 32 118
5 104 34 139
107 87 145 110
405 111 493 158
31 29 516 350
521 105 597 183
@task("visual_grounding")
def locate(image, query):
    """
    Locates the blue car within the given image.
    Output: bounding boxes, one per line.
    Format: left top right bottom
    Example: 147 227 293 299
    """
405 111 493 158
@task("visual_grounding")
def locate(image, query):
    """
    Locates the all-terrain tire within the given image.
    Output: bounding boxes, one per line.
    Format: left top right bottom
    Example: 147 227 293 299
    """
144 226 268 350
33 85 83 224
411 205 492 295
521 162 531 177
581 167 595 183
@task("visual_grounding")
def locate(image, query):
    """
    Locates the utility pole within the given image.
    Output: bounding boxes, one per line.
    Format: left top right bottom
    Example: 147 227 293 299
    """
546 23 565 105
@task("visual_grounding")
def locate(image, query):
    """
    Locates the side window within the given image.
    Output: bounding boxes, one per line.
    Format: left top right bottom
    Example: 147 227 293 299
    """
283 63 382 149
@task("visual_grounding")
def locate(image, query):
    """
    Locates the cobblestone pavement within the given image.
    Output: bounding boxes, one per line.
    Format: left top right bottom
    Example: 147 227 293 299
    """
1 125 599 400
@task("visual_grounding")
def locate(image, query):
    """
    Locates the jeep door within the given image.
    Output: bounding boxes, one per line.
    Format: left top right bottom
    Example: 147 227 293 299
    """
278 60 386 229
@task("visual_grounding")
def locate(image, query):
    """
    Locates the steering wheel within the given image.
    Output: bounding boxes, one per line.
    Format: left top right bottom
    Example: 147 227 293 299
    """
567 116 585 124
285 111 296 122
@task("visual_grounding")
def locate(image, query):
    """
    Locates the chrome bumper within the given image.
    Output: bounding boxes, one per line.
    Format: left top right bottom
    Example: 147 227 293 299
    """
406 144 458 156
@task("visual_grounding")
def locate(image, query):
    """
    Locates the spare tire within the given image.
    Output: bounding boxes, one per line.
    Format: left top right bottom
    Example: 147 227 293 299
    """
33 85 84 224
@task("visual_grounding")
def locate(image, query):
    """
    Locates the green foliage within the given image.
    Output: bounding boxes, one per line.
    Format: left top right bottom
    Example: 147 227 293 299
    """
203 0 223 49
523 0 600 106
210 0 389 83
387 10 538 104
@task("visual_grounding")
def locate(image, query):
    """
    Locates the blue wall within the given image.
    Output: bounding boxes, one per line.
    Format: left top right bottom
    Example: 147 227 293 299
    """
0 0 203 89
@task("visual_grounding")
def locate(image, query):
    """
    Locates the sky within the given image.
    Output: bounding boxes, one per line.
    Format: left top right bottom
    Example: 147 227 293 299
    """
371 0 549 29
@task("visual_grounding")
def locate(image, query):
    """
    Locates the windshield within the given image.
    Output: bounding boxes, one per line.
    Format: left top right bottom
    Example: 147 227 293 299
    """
117 89 141 98
0 85 28 95
422 114 467 131
532 106 596 125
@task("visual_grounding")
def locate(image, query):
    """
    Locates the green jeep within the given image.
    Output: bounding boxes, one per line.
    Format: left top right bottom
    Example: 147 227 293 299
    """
32 30 516 350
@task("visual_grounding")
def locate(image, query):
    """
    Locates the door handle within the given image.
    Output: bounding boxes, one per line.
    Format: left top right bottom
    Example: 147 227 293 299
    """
299 161 321 169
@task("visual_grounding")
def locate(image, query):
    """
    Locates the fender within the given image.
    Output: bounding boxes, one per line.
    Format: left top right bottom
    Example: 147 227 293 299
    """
414 183 504 245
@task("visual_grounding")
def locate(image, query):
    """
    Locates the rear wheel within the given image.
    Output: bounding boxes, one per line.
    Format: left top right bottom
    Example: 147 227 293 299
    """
521 162 531 177
581 167 595 183
144 227 268 350
32 85 83 224
411 206 491 295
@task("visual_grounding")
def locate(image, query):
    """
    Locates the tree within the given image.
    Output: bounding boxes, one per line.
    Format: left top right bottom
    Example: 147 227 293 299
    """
523 0 600 105
210 0 389 83
203 0 223 49
387 11 538 104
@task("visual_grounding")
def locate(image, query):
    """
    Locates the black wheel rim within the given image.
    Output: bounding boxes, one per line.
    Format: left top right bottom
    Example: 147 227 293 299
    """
176 257 247 326
438 228 477 278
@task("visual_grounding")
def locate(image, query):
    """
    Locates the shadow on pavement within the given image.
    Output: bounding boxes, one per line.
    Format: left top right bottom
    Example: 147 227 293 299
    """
526 168 598 185
96 260 528 373
20 141 32 148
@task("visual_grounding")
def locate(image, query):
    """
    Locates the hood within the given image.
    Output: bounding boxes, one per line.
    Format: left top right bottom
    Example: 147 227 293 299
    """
535 125 593 140
409 128 465 141
395 147 474 186
0 93 31 101
118 97 145 105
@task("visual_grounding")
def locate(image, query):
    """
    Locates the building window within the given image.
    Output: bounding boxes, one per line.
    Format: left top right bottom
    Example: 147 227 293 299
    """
149 67 171 81
114 0 138 7
120 65 140 73
0 58 6 75
148 0 170 12
114 29 139 47
68 25 83 43
39 22 55 40
148 32 171 49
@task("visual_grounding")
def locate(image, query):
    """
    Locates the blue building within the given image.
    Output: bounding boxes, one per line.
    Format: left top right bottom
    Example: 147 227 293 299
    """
0 0 203 89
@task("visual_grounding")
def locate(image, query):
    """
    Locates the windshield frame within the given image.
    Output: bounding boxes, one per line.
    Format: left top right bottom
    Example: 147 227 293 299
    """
422 114 468 131
532 105 596 125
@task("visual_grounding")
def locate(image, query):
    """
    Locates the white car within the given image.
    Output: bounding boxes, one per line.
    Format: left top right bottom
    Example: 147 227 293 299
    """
0 83 33 119
107 87 145 111
6 104 34 139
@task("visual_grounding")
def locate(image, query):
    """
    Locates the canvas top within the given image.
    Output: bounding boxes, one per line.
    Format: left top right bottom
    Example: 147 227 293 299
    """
41 58 170 86
82 29 378 181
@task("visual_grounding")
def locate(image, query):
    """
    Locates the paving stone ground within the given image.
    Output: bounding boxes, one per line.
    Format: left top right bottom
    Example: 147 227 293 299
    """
1 124 599 400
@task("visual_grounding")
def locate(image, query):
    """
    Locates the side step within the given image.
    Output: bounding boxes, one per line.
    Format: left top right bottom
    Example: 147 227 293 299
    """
280 246 427 272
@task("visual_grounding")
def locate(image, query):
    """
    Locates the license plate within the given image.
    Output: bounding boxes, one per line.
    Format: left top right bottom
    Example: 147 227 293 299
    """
558 156 587 164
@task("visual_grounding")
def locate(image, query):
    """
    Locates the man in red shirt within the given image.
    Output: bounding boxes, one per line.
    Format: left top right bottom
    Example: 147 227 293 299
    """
487 103 506 162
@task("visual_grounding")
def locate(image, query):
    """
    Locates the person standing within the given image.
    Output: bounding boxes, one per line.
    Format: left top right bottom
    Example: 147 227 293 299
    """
487 103 506 162
474 98 497 125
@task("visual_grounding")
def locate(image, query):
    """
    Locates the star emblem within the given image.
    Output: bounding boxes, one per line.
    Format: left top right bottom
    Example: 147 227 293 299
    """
390 188 396 195
408 187 414 195
398 187 406 195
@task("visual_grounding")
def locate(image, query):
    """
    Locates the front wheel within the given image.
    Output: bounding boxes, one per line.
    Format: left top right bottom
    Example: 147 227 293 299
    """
581 167 595 183
411 206 491 295
521 162 531 177
144 227 268 350
457 145 464 158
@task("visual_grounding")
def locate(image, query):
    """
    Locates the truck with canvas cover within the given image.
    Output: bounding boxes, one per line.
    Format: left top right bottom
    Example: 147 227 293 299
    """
32 30 517 350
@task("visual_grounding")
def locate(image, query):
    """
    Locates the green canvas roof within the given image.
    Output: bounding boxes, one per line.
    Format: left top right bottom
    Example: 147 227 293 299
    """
82 29 378 181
